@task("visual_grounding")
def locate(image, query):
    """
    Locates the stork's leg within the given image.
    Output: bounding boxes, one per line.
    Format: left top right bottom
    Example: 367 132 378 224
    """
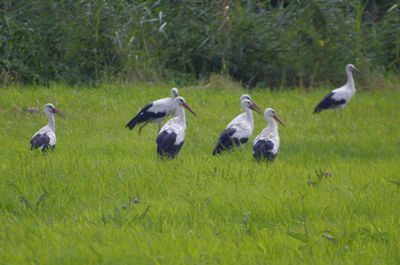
138 121 150 135
338 107 344 119
238 144 243 152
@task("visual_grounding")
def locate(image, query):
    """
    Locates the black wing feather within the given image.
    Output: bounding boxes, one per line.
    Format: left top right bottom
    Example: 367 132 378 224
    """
126 103 166 130
30 133 51 152
253 140 276 161
314 92 346 113
156 131 183 158
212 128 237 155
30 134 41 147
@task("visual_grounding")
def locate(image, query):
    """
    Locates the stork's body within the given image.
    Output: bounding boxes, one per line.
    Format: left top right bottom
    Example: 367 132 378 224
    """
253 108 285 161
30 103 65 152
156 97 196 159
213 95 261 155
314 64 361 113
126 88 179 134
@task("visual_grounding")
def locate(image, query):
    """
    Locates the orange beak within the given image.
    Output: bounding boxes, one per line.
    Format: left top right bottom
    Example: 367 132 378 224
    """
183 103 197 116
250 102 262 114
52 108 66 118
273 114 286 127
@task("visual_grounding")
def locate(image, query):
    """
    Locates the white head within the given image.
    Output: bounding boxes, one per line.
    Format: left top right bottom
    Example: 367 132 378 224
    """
171 88 179 98
174 96 196 116
44 103 65 118
345 64 361 74
264 108 286 127
241 98 262 113
240 94 251 102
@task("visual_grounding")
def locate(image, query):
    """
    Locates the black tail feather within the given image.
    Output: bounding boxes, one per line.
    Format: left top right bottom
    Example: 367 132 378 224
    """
156 131 183 158
126 103 165 131
126 116 138 130
253 140 276 161
212 141 233 155
30 133 51 152
313 92 346 114
313 106 322 113
212 128 236 155
126 103 153 130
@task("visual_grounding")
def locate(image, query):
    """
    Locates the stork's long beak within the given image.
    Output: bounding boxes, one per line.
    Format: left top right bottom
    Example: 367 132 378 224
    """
353 67 362 74
250 102 262 114
183 103 197 116
53 108 66 118
273 114 286 127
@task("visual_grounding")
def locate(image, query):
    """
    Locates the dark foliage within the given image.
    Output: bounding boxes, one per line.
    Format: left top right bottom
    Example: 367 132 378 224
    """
1 0 399 87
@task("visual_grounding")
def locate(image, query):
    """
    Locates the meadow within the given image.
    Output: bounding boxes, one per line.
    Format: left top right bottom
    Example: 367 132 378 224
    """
0 84 399 264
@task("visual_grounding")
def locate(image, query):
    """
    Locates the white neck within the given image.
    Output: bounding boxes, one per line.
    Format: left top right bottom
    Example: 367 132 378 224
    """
345 69 355 91
176 106 186 128
262 116 278 137
245 107 254 127
46 112 55 132
267 116 278 131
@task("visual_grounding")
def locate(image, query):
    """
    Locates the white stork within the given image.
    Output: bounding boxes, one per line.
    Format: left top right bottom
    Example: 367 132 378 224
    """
253 108 286 161
314 64 361 113
240 94 251 101
156 96 196 158
212 95 261 155
126 88 189 134
30 103 65 152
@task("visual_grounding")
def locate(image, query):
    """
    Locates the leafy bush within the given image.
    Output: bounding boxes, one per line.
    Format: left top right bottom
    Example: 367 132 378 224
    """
0 0 399 87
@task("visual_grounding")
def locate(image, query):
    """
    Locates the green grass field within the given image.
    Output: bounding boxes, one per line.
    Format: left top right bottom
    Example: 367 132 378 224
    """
1 84 399 264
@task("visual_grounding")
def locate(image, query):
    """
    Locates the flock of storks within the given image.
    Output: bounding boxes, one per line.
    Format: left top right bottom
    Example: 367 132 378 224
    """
30 64 361 161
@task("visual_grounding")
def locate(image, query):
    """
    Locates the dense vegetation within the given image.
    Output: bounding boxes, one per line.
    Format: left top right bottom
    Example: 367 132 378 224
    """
1 0 399 87
1 84 399 264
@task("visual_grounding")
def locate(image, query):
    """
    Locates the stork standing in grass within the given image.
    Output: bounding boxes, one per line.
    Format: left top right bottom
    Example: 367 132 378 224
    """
126 87 182 134
212 95 262 155
156 96 196 159
253 108 286 161
314 64 361 113
30 103 65 152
